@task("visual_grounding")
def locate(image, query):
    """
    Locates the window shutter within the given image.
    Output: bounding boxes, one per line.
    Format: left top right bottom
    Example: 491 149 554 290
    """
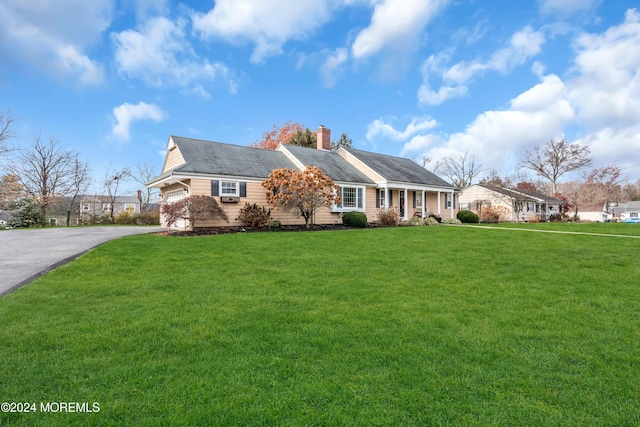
240 182 247 197
389 190 393 207
413 191 417 208
376 189 380 208
357 188 363 209
211 180 219 196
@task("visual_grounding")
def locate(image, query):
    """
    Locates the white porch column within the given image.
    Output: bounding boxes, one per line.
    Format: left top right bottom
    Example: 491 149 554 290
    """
384 187 389 209
437 191 441 216
405 187 409 220
450 191 455 218
421 190 426 218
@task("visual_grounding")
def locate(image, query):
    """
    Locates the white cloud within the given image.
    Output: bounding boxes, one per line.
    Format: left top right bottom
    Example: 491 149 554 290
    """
409 7 640 177
568 9 640 129
112 102 168 141
539 0 602 17
366 116 438 141
564 8 640 166
406 74 575 174
0 0 112 86
351 0 448 59
319 48 349 88
418 26 545 105
444 26 545 84
112 16 236 94
192 0 338 64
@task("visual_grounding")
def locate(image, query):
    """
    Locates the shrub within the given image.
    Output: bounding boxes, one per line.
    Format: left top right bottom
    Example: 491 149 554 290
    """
342 211 367 228
479 206 507 223
549 213 564 222
135 210 160 225
442 217 461 225
409 216 425 226
236 203 271 228
115 211 135 224
98 214 113 224
424 217 439 226
377 208 400 227
457 210 479 223
268 219 281 231
8 198 44 228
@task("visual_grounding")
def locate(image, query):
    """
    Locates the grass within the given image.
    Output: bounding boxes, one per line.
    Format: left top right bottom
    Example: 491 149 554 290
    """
1 225 639 426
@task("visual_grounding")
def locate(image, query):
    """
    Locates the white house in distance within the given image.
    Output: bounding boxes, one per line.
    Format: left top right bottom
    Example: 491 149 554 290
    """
459 184 564 222
610 201 640 221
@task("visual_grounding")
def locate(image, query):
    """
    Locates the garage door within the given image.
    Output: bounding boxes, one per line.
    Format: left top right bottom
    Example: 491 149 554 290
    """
163 190 186 228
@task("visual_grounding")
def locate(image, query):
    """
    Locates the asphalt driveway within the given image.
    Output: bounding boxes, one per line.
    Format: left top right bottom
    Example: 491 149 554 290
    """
0 226 164 296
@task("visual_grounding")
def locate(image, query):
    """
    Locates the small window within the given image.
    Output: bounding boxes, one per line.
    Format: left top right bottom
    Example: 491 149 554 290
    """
124 203 136 213
82 203 90 211
416 192 423 208
221 181 238 196
103 203 112 212
445 194 455 209
379 190 386 208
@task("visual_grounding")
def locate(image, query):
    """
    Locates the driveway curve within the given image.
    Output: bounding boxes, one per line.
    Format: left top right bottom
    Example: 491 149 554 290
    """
0 226 165 296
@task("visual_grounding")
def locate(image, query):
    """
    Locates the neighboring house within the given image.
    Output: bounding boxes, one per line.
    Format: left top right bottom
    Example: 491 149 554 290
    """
79 195 142 222
0 211 10 227
459 184 564 222
610 201 640 221
567 203 608 222
146 126 458 228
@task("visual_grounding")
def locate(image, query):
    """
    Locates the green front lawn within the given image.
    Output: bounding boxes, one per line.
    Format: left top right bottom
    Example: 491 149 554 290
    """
1 226 639 426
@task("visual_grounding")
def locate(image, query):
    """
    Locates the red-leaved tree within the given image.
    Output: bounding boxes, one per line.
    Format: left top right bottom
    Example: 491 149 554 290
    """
250 121 303 150
161 195 227 229
261 166 340 228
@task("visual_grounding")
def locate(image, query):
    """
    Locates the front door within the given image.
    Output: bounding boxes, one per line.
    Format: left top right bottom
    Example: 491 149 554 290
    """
400 190 405 218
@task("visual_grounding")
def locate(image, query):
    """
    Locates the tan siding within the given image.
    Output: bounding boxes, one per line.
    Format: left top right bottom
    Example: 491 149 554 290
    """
190 178 212 196
163 146 185 172
365 187 379 222
339 150 384 182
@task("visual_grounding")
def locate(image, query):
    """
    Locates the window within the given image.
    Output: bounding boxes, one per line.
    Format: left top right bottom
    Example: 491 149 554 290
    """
379 189 386 208
335 186 364 211
445 193 455 209
221 180 238 196
124 203 136 214
415 191 423 208
103 203 112 212
82 203 90 211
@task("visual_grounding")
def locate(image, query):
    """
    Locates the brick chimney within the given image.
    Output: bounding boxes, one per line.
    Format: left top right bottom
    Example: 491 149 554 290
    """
317 125 331 150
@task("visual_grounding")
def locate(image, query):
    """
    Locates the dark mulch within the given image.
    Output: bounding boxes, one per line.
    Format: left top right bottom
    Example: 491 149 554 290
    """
157 223 387 237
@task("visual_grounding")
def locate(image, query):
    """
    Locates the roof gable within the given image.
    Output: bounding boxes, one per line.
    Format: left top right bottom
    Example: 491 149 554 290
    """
342 147 454 188
280 145 374 184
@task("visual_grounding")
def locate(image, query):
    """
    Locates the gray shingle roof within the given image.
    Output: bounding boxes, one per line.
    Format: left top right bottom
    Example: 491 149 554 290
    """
342 147 454 187
172 136 297 179
478 185 564 203
282 145 375 184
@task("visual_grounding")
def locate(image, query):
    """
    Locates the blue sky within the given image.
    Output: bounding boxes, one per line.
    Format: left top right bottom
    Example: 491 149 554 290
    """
1 0 640 192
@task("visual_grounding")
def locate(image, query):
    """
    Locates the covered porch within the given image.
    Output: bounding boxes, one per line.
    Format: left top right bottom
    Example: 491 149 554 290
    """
375 185 457 221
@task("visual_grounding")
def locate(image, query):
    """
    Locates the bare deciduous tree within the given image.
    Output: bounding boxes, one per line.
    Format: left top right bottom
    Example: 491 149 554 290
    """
63 155 91 226
585 165 624 209
9 134 76 224
0 109 17 158
103 165 131 222
434 151 483 190
130 162 159 211
520 138 591 195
